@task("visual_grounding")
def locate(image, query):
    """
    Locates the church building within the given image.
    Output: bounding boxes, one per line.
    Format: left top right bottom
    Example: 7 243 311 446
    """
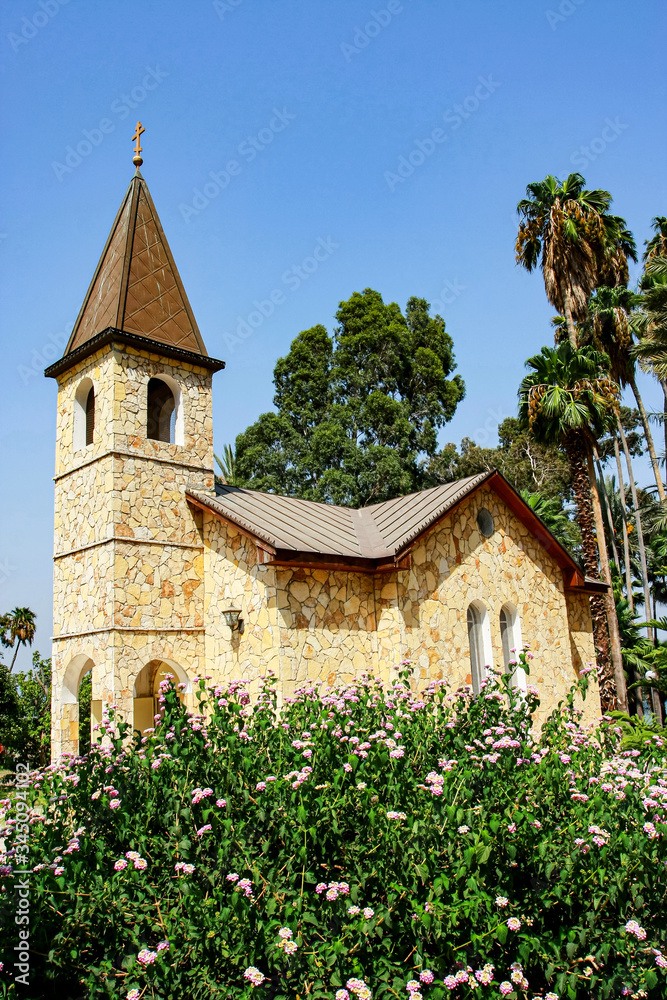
46 137 602 758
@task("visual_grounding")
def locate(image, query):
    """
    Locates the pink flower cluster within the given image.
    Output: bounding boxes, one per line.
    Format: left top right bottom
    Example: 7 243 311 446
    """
625 919 647 940
474 964 494 986
276 927 297 955
227 872 255 900
115 851 147 871
191 787 214 804
347 977 372 1000
316 880 350 900
285 765 312 789
423 771 445 796
244 966 266 986
174 862 195 875
443 969 473 989
509 962 528 990
137 948 157 965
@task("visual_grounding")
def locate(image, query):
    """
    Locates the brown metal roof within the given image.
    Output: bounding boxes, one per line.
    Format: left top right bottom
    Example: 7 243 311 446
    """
65 171 208 358
191 485 367 558
186 472 601 592
367 475 488 553
187 473 486 562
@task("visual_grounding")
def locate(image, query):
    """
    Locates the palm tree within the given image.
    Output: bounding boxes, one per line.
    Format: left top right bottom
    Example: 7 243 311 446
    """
516 173 636 347
520 489 580 553
633 254 667 455
644 216 667 264
518 343 627 712
584 285 665 501
633 218 667 460
3 608 37 672
214 445 237 486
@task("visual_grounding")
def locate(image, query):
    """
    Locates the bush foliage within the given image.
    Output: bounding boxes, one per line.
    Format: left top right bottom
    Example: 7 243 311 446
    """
1 655 666 1000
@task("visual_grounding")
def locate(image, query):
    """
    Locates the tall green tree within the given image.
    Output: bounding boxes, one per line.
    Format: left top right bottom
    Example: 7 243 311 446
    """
235 290 465 506
515 173 636 347
0 651 51 767
518 343 627 712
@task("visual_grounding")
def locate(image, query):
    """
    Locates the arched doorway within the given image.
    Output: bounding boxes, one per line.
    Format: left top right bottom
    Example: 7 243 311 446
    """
61 654 101 754
133 659 189 735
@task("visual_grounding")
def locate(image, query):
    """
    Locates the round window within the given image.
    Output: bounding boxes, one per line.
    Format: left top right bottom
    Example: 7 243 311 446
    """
477 507 494 537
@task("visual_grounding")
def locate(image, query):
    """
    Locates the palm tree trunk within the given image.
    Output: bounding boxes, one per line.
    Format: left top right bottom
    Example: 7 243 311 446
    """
594 449 620 568
613 434 634 612
586 449 628 713
663 381 667 469
629 372 666 501
619 422 663 725
9 643 20 672
619 422 652 624
563 434 613 705
562 290 578 349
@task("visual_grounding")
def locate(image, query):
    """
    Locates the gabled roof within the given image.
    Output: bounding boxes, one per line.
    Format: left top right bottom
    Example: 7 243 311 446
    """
65 171 208 358
188 474 486 564
186 471 604 593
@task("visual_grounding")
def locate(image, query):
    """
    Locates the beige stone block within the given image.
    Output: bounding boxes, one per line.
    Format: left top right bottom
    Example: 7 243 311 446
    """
290 581 310 603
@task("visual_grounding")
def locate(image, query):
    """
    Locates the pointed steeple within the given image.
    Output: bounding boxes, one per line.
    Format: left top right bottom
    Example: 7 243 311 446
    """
64 170 208 358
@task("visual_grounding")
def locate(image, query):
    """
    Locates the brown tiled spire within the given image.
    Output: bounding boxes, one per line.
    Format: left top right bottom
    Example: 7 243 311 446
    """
64 171 208 357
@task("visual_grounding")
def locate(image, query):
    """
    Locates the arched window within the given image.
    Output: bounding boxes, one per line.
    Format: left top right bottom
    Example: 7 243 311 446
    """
467 601 492 694
500 603 527 693
147 377 176 443
85 386 95 445
73 377 95 450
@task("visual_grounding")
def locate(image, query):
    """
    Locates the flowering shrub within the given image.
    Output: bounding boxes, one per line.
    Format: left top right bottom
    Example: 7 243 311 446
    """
0 655 666 999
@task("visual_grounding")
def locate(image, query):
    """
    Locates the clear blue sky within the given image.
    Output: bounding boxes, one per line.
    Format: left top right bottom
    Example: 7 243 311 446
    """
0 0 665 670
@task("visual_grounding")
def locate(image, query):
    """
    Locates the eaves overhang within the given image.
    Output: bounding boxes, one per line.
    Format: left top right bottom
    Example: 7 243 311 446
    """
45 327 226 379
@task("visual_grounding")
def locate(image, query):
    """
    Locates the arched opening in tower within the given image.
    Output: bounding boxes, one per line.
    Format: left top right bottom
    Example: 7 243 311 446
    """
133 659 188 735
146 378 176 443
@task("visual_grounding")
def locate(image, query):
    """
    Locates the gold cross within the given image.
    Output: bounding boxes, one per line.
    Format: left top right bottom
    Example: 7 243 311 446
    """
132 121 145 160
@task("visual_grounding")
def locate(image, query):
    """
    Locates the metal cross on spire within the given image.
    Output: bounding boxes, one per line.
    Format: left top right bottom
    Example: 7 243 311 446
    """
132 122 145 169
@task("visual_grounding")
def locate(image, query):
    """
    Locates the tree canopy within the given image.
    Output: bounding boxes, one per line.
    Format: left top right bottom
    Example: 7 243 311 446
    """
234 290 465 506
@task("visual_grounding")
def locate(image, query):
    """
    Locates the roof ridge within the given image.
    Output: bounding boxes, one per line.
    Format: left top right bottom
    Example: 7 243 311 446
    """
352 507 393 558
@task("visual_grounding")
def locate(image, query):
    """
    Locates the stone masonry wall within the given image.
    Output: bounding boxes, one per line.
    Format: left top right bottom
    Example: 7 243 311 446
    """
200 486 601 726
51 342 214 758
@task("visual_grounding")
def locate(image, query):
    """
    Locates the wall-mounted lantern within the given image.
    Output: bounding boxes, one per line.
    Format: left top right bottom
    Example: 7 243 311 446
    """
222 609 245 635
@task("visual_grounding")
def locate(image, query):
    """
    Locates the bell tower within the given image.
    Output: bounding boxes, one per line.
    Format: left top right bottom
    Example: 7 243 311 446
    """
46 126 225 758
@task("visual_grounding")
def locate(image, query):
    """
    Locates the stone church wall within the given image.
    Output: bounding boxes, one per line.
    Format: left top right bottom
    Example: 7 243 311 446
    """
201 485 600 726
